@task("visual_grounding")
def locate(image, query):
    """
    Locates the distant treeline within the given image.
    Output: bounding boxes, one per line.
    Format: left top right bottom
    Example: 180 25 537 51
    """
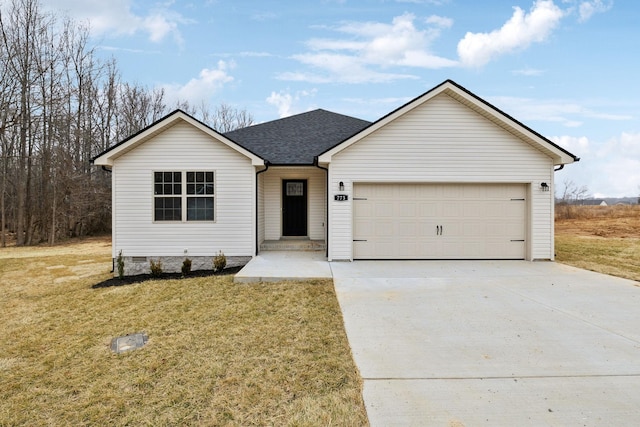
0 0 252 246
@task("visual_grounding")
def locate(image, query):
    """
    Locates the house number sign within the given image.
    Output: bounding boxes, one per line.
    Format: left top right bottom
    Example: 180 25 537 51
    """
334 194 349 201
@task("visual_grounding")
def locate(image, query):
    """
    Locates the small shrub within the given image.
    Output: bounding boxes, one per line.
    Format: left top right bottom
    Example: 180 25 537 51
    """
181 258 192 276
149 259 163 277
116 250 125 279
213 250 226 272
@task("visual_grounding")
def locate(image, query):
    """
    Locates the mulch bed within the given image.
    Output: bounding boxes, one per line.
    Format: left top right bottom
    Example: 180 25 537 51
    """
92 266 243 289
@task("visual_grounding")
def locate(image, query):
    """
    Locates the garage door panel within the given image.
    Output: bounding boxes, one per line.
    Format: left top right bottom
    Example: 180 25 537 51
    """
399 202 417 217
440 222 463 238
443 184 464 199
375 202 394 218
418 221 438 238
417 241 441 257
442 202 462 217
375 220 394 237
398 220 419 237
463 221 486 238
353 241 372 258
463 202 484 217
353 183 527 260
397 185 417 198
354 219 374 239
419 202 438 216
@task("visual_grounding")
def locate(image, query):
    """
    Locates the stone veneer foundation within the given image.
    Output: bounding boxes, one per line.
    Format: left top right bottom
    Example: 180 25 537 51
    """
117 256 251 277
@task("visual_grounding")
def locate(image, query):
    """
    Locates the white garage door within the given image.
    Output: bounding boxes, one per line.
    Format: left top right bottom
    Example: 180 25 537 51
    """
353 183 527 259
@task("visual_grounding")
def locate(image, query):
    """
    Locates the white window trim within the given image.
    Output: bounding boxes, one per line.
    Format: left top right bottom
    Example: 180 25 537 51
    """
152 170 216 223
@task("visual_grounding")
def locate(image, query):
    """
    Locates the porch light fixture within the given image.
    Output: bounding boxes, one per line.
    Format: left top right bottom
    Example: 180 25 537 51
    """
339 181 344 192
540 182 549 191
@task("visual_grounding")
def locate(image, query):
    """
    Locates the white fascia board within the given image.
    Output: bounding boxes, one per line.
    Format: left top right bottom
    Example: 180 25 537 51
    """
92 111 265 167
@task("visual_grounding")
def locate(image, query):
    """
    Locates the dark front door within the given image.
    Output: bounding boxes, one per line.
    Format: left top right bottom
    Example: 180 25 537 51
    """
282 180 307 236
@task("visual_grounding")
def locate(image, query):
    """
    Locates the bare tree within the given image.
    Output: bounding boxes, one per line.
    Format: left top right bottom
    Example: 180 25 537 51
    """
178 100 254 132
0 0 256 246
209 102 254 132
557 179 590 205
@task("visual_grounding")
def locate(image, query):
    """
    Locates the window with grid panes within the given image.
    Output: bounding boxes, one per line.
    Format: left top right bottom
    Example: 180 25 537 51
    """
186 171 214 221
154 171 182 221
153 171 214 221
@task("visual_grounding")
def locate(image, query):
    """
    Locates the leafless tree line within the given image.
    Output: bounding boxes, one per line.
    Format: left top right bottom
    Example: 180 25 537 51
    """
0 0 253 246
556 179 590 205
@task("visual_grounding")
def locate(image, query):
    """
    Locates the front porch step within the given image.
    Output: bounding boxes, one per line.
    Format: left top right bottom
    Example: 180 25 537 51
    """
260 239 326 252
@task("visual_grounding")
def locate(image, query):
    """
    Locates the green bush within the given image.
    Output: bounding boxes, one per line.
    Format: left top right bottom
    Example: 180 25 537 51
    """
149 259 163 277
116 250 125 279
181 258 192 276
213 251 226 272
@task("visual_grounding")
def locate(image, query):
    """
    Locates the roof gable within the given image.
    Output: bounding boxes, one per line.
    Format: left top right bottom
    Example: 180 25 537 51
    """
224 109 370 165
318 80 579 166
91 110 264 167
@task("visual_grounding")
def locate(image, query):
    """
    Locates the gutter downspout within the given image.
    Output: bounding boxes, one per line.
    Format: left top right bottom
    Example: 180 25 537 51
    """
98 165 114 271
255 161 270 256
313 157 329 258
554 164 564 172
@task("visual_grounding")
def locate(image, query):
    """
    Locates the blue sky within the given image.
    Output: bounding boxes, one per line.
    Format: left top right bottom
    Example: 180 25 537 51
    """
47 0 639 198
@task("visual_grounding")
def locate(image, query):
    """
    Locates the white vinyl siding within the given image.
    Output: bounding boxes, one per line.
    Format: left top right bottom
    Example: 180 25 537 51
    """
328 93 554 261
112 121 255 258
262 167 326 241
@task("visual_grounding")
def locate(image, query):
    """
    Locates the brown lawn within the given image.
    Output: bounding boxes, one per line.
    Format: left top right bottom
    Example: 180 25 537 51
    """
0 236 368 426
555 205 640 282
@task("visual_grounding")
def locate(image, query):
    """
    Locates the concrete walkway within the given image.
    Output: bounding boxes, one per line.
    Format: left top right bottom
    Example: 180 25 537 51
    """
234 251 332 283
331 261 640 426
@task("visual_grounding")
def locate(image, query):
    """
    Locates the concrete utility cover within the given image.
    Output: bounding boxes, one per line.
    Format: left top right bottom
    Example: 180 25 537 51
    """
110 333 148 354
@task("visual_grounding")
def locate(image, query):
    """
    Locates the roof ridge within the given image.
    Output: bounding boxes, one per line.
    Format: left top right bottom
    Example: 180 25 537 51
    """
225 108 368 134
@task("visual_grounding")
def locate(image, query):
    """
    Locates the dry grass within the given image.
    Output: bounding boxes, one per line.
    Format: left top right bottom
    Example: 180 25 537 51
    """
0 237 367 426
555 205 640 282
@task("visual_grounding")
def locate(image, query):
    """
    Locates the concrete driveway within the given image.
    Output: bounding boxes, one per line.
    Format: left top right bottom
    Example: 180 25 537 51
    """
331 261 640 426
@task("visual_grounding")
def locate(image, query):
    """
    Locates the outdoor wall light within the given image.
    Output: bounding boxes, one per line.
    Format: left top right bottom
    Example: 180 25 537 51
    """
540 182 549 191
339 181 345 192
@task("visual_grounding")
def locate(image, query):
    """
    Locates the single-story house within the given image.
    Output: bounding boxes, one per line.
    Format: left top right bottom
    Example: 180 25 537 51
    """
92 80 579 275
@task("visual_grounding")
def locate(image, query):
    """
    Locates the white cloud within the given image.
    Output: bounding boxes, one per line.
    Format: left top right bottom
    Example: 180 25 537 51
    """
281 13 456 84
512 67 546 76
250 11 278 21
489 96 632 128
552 135 591 155
344 96 413 106
578 0 613 22
266 89 318 118
457 0 564 67
266 91 294 118
286 51 421 83
426 15 453 28
44 0 191 44
162 60 235 105
242 51 273 57
553 133 640 197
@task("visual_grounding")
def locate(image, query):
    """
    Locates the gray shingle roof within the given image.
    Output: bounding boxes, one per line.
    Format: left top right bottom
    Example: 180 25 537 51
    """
224 109 371 165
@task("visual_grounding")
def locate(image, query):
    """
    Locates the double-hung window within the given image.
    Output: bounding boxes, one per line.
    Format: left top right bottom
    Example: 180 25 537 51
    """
154 171 215 222
186 171 214 221
154 172 182 221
